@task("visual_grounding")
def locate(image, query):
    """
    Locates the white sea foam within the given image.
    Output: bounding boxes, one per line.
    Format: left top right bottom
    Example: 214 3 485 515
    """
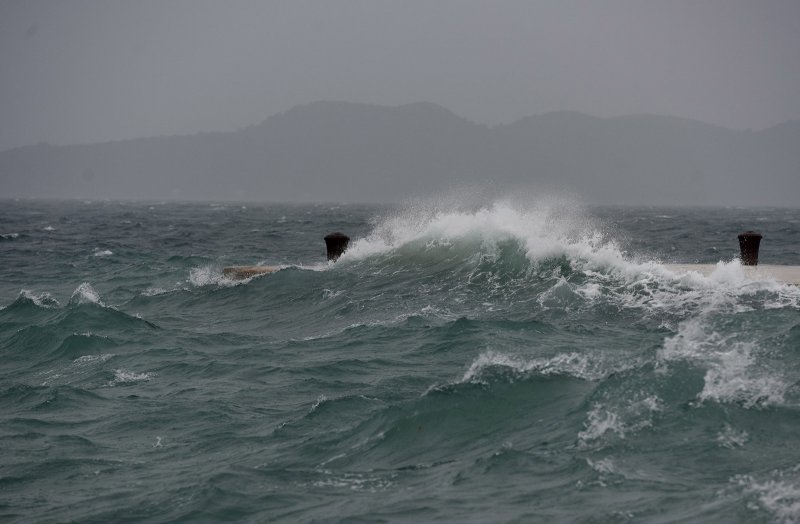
717 424 748 449
43 225 55 231
342 199 593 264
309 470 393 492
461 350 606 383
109 369 154 385
621 259 799 316
579 405 625 442
310 394 328 413
142 287 170 296
189 266 245 287
189 263 303 287
733 466 800 523
587 457 616 475
272 262 328 272
578 395 662 446
189 266 218 287
73 353 114 365
39 353 114 386
575 282 602 300
19 289 60 308
659 316 787 408
93 249 113 257
700 343 786 408
322 288 344 299
1 232 19 239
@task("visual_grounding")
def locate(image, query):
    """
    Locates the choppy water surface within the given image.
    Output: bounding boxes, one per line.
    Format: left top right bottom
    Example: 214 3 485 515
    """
2 198 800 523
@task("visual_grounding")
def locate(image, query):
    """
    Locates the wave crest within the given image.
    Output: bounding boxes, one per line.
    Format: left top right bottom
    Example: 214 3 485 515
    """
343 199 604 264
17 289 60 309
69 282 104 307
461 350 606 384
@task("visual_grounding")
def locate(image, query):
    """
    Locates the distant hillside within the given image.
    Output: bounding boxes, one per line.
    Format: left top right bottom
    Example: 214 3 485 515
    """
1 101 798 205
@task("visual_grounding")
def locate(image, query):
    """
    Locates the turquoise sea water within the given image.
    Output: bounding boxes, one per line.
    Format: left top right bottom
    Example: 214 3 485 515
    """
2 199 800 523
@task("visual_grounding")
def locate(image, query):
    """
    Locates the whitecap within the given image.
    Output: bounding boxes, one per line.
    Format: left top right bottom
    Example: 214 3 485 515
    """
578 405 625 442
699 343 786 408
578 395 662 446
73 353 114 365
189 266 241 287
340 198 595 263
142 287 170 297
70 282 104 306
335 198 800 318
587 457 616 474
39 353 114 386
659 316 788 408
93 249 113 257
733 466 800 523
19 289 60 308
461 350 605 384
289 262 329 272
322 288 343 299
308 470 393 492
309 394 328 413
576 282 602 300
109 369 154 386
717 424 748 449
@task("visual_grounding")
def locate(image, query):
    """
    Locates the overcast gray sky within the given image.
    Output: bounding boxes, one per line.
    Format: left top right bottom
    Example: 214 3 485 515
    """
2 0 799 152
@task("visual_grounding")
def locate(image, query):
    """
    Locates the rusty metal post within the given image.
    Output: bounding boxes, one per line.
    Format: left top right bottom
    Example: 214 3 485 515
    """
737 231 762 266
324 232 350 261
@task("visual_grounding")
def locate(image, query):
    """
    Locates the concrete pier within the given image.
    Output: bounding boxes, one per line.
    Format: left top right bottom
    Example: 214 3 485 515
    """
663 263 800 285
220 230 799 285
222 231 351 280
222 265 279 279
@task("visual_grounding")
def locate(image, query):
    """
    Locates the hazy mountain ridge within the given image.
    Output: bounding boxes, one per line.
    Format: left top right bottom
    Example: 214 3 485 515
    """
1 102 798 205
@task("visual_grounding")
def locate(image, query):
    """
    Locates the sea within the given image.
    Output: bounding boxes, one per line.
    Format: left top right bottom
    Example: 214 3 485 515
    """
2 197 800 523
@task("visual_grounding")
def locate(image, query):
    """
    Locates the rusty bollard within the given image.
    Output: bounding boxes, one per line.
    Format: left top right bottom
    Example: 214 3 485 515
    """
324 232 350 261
738 231 762 266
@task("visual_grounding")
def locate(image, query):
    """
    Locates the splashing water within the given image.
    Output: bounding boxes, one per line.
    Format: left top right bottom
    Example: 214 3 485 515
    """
1 198 799 522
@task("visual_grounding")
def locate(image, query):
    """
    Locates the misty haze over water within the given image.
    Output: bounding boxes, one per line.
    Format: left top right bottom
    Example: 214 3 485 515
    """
2 101 799 206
